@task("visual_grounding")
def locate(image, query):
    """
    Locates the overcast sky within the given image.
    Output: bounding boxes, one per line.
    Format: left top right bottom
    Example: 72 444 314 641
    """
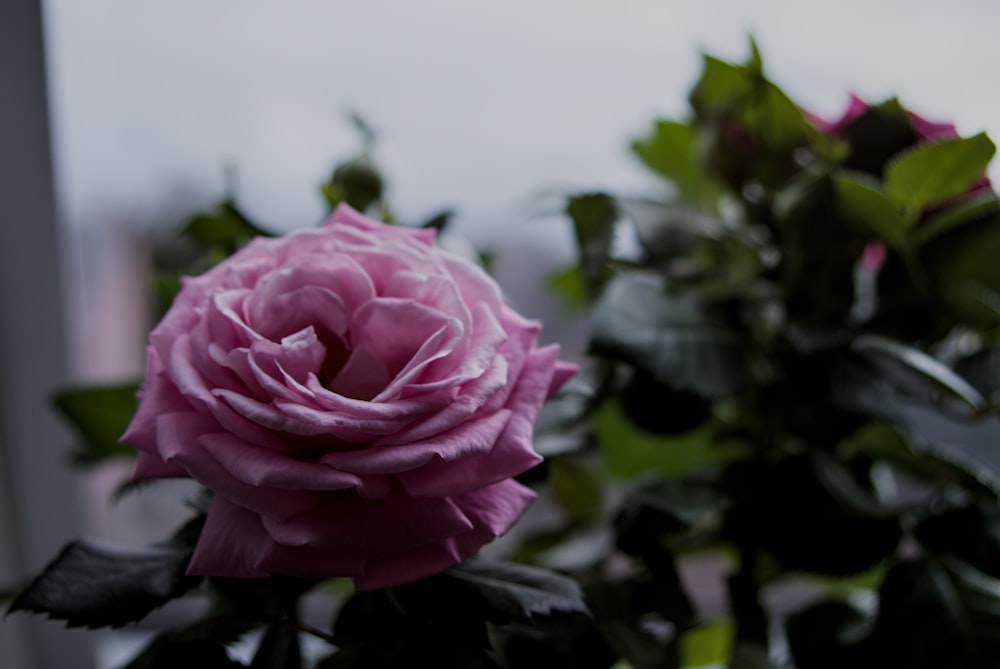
40 0 1000 369
42 0 1000 233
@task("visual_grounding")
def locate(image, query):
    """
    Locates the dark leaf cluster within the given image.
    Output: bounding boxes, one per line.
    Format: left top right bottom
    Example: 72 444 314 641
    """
544 39 1000 668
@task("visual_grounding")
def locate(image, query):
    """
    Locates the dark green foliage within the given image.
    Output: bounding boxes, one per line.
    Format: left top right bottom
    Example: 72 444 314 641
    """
314 561 595 668
52 382 139 465
869 557 1000 669
727 454 902 576
324 158 384 213
8 517 203 629
122 637 245 669
565 192 619 299
785 599 875 669
558 40 1000 668
589 273 750 398
320 113 387 216
183 199 273 257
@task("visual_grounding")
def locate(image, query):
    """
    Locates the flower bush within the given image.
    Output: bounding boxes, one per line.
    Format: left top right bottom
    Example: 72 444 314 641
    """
8 42 1000 669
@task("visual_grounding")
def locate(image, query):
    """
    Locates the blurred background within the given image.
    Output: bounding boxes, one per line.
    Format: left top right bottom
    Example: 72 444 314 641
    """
2 1 998 667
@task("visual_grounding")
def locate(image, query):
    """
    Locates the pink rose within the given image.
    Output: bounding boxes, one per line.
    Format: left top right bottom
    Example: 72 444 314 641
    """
808 93 960 140
120 204 576 590
809 94 992 194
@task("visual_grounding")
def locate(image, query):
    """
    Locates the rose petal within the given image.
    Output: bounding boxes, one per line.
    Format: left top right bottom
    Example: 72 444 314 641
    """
155 412 319 521
254 540 367 579
327 203 436 247
393 347 557 497
439 253 504 317
320 409 512 476
492 346 562 456
325 344 392 400
132 450 188 480
377 355 508 446
261 493 472 552
353 539 465 591
187 496 270 578
548 359 579 397
345 297 464 401
390 302 508 398
198 432 390 497
251 328 330 385
189 496 370 580
272 398 417 441
248 282 350 344
305 371 453 420
170 336 288 449
120 347 192 450
450 479 538 555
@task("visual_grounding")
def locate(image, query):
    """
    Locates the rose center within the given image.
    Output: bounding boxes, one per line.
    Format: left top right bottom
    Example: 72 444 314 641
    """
317 333 351 388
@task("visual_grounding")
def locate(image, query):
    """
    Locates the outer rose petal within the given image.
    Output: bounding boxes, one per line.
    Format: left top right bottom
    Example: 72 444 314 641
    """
260 493 474 552
189 496 368 579
122 204 578 590
352 480 537 591
394 347 563 497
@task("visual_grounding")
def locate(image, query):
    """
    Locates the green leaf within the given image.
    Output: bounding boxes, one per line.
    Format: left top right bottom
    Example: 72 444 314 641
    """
873 557 1000 668
327 157 384 213
835 98 915 176
153 271 184 315
546 265 589 314
122 595 265 669
918 208 1000 329
728 454 902 576
7 539 201 628
631 121 721 206
444 560 588 623
810 450 895 520
585 578 682 669
729 642 780 669
830 336 992 443
885 133 996 217
955 346 1000 408
690 41 805 151
419 208 453 232
183 199 271 256
910 192 1000 248
620 370 712 435
914 501 1000 579
615 476 729 548
123 637 244 669
839 421 1000 498
331 579 498 669
566 193 619 298
52 382 139 465
550 456 604 524
785 599 875 669
681 619 732 667
850 335 988 416
203 575 319 644
589 273 750 398
688 47 809 186
249 621 302 669
313 649 365 669
832 170 909 248
489 616 618 669
594 398 749 479
689 55 752 117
